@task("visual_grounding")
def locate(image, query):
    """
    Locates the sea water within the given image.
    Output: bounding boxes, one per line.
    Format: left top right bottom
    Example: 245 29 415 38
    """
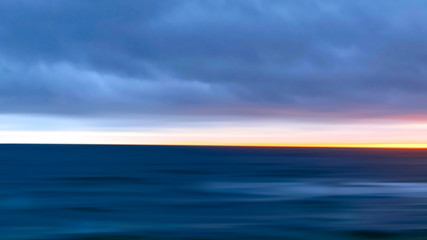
1 145 427 239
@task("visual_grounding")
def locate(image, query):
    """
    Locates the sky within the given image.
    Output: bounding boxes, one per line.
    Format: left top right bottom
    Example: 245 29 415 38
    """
1 0 427 147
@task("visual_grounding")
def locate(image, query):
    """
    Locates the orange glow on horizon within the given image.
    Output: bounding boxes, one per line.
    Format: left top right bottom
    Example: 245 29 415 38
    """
3 119 427 149
1 129 427 149
157 142 427 149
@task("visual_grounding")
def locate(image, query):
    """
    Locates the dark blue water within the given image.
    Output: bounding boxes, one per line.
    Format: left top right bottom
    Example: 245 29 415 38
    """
1 145 427 240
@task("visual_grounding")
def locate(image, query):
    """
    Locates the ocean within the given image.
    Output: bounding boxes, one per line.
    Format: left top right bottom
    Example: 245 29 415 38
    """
1 144 427 240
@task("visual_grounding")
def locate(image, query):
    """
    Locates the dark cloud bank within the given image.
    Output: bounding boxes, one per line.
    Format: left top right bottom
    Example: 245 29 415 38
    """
0 0 427 120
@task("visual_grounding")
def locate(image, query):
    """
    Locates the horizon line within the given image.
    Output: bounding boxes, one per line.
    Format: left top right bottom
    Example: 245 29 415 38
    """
2 142 427 149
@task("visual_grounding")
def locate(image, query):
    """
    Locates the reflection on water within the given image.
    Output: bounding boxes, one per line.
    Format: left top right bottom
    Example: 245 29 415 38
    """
1 145 427 239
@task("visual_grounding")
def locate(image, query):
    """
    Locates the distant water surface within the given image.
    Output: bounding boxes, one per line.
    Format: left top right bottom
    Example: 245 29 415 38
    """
1 144 427 239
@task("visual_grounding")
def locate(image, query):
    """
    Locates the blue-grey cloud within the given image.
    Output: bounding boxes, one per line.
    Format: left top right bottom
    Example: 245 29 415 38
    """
1 0 427 120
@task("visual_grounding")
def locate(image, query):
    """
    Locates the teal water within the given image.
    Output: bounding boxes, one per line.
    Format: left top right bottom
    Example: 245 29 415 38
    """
1 145 427 240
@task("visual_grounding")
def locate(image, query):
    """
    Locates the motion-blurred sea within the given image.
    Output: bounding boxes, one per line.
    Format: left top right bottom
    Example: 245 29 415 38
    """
1 144 427 240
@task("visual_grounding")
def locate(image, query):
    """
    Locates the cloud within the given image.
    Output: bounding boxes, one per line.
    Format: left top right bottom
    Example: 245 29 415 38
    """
1 0 427 121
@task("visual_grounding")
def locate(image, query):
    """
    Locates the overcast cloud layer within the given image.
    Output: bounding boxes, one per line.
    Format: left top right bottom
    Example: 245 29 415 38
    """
1 0 427 121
